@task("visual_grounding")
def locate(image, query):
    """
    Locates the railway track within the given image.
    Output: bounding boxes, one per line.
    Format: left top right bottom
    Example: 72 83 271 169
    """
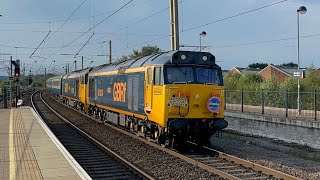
31 90 154 180
44 90 302 180
181 143 301 180
1 88 35 107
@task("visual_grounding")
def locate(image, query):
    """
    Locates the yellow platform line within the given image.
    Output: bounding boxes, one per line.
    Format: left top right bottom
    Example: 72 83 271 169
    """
9 108 16 180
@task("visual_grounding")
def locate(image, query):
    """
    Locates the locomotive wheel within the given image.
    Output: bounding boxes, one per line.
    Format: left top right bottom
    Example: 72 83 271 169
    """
103 116 107 125
158 134 170 147
129 122 134 133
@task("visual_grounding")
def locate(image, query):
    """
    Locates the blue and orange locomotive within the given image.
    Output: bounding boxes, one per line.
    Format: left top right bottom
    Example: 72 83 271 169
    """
46 50 228 146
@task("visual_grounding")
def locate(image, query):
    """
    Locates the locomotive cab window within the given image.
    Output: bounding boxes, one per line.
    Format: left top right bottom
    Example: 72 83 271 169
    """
147 68 152 84
165 66 194 84
196 67 222 85
164 66 223 85
81 75 85 84
154 67 163 86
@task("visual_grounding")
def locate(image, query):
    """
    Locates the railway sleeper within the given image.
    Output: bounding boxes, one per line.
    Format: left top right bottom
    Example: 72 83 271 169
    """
232 172 259 177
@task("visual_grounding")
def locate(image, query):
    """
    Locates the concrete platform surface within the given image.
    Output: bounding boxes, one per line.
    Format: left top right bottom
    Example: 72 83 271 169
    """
0 107 91 180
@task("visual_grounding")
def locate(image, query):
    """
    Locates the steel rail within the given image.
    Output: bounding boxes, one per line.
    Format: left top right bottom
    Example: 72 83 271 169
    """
46 91 302 180
33 90 155 180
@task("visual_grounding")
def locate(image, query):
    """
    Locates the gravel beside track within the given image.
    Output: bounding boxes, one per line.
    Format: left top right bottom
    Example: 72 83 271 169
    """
210 130 320 179
42 91 222 180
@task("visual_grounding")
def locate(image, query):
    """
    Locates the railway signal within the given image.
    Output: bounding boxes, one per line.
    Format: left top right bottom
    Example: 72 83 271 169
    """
14 66 20 77
11 59 20 76
11 59 21 107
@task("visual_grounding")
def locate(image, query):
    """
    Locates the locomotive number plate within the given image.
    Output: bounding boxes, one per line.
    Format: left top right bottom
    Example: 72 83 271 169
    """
168 97 188 108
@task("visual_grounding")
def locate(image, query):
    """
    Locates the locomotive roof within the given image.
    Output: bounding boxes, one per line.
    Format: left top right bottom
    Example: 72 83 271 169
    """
90 50 216 74
62 67 92 79
47 75 63 81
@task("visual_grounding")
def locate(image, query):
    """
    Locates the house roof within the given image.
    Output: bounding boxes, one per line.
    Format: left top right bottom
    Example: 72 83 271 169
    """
231 67 261 74
274 65 298 75
257 64 299 76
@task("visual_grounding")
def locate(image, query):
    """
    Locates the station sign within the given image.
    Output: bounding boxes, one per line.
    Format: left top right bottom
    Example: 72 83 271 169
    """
293 71 301 79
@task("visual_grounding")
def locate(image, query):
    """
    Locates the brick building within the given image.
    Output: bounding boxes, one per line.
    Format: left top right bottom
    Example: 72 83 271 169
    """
258 65 295 82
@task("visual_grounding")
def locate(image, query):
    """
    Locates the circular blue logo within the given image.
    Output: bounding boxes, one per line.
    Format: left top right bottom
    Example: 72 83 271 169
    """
207 96 221 113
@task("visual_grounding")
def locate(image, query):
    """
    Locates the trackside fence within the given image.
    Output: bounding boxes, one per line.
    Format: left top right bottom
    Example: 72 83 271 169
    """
225 89 320 120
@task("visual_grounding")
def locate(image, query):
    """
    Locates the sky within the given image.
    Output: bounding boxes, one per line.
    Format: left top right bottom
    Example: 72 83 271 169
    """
0 0 320 76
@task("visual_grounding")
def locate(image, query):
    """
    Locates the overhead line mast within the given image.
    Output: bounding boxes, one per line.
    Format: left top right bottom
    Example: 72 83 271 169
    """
170 0 179 50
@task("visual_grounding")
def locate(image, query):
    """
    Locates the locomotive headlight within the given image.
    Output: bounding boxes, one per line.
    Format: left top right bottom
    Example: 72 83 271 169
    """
202 56 208 61
181 54 187 60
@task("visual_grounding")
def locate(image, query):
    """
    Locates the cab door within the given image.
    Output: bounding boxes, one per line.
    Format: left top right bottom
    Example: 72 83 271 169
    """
145 67 153 113
79 75 86 104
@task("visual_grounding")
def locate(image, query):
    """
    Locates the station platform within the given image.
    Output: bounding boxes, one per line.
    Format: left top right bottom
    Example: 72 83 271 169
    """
0 107 91 180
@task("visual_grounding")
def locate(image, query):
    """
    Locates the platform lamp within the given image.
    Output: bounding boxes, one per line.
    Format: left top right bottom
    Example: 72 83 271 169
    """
297 6 307 115
199 31 207 52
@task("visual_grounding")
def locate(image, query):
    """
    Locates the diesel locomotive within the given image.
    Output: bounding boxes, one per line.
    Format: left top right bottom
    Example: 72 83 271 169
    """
46 50 228 147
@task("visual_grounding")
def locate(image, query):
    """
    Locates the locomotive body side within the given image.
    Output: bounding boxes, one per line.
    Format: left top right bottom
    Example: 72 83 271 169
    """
85 51 227 146
87 69 145 118
47 51 227 146
62 68 91 110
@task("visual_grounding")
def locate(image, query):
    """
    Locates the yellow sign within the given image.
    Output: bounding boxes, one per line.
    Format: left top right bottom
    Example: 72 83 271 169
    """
98 89 104 96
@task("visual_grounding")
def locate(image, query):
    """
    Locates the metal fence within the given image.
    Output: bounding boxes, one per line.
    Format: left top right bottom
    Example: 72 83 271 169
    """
225 89 320 120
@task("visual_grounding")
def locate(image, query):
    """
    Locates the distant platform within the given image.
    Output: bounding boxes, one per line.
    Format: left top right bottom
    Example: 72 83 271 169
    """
0 107 91 180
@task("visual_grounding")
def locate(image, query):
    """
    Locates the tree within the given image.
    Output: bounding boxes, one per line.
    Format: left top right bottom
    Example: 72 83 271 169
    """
280 77 297 92
223 73 241 90
248 63 268 69
116 55 129 63
130 45 162 59
301 66 320 91
280 62 298 68
116 45 162 62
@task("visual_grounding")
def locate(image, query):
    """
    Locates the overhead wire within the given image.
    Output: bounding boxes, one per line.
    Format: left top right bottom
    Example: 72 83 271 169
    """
0 0 154 25
6 0 301 74
3 32 320 59
113 35 170 53
74 32 95 58
0 29 168 37
49 0 88 39
43 0 134 60
182 0 288 33
31 0 88 74
29 31 51 58
92 0 187 55
91 0 186 44
91 6 169 43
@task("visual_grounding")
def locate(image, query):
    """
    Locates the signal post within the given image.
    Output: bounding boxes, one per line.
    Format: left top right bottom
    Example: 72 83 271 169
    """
11 59 21 108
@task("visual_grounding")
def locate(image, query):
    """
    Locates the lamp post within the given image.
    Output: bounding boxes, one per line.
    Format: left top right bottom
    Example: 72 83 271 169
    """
297 6 307 115
199 31 207 52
